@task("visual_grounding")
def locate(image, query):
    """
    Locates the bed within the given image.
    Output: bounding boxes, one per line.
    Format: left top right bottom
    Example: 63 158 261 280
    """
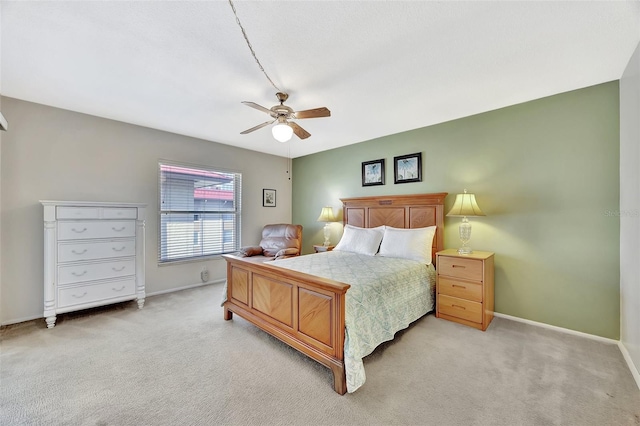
222 193 447 394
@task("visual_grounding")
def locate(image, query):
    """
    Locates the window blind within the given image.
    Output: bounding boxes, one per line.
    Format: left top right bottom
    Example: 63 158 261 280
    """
158 162 241 263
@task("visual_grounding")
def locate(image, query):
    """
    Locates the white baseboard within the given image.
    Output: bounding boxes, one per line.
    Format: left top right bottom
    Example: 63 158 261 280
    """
1 279 226 327
1 314 42 327
493 312 618 344
494 312 640 390
145 278 225 298
618 341 640 390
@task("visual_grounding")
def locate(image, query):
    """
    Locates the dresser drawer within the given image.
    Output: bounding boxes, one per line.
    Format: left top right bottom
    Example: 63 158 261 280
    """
102 208 137 219
438 277 482 302
438 294 482 323
58 279 136 308
438 256 483 281
58 259 135 285
57 207 100 219
58 221 136 240
57 206 137 220
58 239 136 263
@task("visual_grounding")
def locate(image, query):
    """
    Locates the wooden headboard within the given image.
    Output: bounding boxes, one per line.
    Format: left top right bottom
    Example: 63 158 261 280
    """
340 193 447 265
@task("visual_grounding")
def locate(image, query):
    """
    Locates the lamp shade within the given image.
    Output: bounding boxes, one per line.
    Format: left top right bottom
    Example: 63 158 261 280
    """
317 207 336 222
272 122 293 142
447 191 485 217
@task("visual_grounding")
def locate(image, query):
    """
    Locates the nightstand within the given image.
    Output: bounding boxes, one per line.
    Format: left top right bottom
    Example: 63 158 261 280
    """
436 249 494 331
313 244 335 253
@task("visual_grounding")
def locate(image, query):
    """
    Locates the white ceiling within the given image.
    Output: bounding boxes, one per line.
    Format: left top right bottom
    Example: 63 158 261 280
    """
2 1 639 159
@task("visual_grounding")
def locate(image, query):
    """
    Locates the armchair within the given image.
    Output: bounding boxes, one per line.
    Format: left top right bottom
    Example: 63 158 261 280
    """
239 224 303 260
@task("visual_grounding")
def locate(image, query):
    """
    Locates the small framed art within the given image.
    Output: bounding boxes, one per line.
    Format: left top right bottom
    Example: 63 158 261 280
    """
263 189 276 207
362 158 385 186
394 153 422 184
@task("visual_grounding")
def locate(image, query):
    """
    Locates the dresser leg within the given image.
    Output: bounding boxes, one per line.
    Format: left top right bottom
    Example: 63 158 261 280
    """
45 316 56 328
137 298 145 309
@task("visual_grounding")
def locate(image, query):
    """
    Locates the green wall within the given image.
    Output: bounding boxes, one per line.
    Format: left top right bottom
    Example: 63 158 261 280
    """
292 81 620 339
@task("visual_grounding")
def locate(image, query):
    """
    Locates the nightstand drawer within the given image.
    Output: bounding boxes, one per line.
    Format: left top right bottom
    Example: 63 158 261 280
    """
438 277 482 302
438 294 482 323
438 256 483 281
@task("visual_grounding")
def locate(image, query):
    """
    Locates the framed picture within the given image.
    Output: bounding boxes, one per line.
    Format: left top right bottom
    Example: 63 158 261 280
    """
263 189 276 207
394 153 422 184
362 158 385 186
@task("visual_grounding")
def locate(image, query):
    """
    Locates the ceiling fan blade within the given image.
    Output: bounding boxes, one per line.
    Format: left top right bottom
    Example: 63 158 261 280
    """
290 122 311 139
294 107 331 119
242 101 273 115
240 119 276 135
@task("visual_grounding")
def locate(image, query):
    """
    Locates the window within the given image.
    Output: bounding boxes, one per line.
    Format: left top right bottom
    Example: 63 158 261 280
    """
158 162 241 263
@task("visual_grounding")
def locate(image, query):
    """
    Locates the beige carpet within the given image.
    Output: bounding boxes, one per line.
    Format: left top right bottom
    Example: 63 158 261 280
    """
1 283 639 426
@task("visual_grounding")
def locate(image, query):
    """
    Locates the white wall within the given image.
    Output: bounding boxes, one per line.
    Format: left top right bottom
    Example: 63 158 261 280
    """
0 97 293 325
0 4 4 325
620 40 640 386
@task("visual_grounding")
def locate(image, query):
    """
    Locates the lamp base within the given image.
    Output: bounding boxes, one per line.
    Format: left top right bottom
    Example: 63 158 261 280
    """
458 218 473 255
457 246 473 255
323 223 331 246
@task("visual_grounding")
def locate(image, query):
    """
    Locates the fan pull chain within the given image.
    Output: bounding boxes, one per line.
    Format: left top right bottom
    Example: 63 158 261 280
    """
228 0 282 92
287 143 292 180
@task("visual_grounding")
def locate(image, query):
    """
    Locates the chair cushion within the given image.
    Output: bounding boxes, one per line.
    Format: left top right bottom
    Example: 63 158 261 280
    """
260 224 302 257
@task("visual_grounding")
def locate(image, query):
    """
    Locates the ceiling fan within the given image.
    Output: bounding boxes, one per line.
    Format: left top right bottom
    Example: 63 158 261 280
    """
240 92 331 142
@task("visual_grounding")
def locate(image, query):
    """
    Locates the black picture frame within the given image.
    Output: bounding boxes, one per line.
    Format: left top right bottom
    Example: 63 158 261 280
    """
263 189 276 207
362 159 385 187
394 153 422 184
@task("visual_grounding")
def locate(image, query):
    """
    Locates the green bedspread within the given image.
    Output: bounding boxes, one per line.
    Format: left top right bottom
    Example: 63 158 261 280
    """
272 250 436 393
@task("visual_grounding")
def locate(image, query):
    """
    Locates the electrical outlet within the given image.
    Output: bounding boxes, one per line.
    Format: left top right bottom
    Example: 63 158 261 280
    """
200 268 209 283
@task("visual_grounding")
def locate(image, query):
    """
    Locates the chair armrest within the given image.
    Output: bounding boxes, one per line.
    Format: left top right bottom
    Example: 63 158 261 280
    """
239 246 264 257
274 248 299 260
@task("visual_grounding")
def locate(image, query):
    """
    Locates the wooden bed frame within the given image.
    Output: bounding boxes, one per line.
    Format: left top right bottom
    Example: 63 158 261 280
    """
223 193 447 394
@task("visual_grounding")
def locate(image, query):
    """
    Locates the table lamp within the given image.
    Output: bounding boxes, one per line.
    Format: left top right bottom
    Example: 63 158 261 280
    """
317 207 336 246
446 190 485 254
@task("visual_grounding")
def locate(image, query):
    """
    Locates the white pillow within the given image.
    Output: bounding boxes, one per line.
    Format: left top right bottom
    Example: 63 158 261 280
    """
378 226 437 264
334 225 385 256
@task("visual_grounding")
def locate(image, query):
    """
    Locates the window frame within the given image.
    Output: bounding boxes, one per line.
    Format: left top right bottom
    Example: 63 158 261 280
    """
157 160 242 265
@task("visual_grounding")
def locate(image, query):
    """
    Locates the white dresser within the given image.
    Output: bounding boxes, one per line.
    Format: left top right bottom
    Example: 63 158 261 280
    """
41 201 146 328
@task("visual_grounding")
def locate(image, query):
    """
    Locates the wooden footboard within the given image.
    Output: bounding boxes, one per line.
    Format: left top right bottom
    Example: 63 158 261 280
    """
222 254 351 394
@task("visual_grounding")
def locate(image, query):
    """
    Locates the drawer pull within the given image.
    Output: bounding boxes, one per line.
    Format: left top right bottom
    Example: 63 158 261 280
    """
112 266 126 272
452 265 466 269
112 226 126 232
71 249 88 255
452 284 466 289
71 227 87 233
112 285 126 292
71 270 88 277
72 292 88 299
112 246 126 252
452 304 466 310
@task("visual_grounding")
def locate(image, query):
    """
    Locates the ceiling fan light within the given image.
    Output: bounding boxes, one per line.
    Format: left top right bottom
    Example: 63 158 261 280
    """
272 122 293 142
